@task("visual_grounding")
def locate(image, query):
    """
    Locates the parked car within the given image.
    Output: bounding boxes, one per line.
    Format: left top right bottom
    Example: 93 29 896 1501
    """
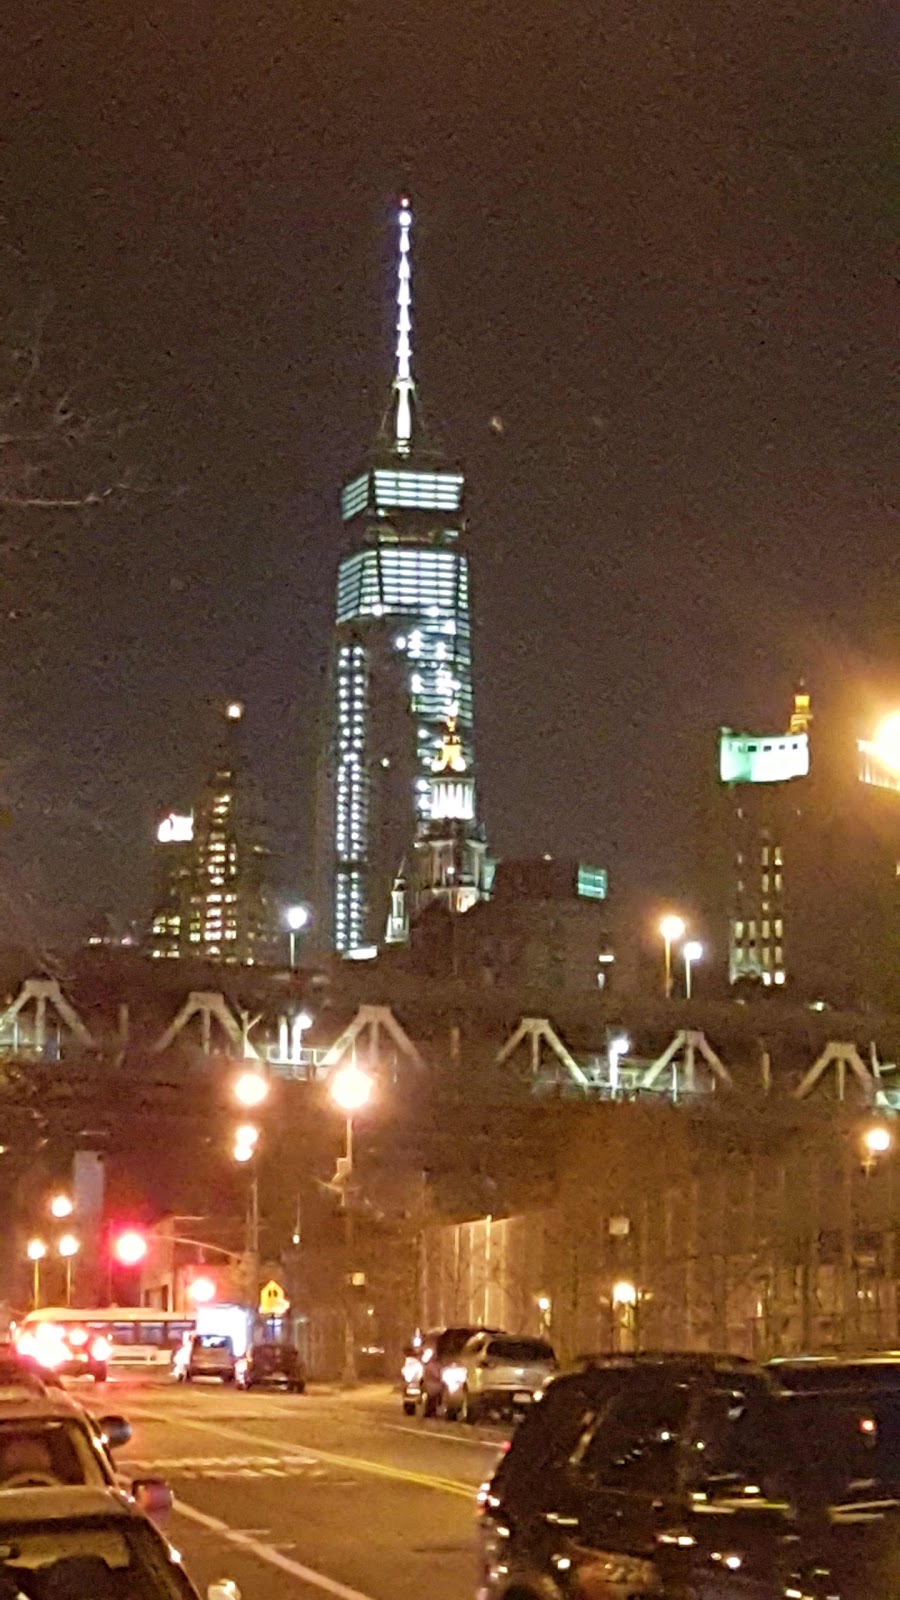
236 1342 306 1393
478 1352 900 1600
445 1331 556 1422
0 1485 240 1598
406 1327 502 1418
173 1334 237 1385
0 1387 172 1524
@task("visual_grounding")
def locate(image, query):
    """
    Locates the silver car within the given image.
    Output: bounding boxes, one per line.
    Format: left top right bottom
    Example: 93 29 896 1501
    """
443 1332 556 1422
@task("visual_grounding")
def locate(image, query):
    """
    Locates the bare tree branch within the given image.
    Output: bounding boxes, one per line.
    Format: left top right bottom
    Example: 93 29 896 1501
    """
0 296 141 511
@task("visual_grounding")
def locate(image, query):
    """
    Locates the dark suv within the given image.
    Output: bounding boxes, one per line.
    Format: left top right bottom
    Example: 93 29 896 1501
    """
477 1352 900 1599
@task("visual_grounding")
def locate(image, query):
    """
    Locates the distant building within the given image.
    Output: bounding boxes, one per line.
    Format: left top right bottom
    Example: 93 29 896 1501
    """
322 199 487 955
716 689 900 1007
407 854 613 992
148 702 278 965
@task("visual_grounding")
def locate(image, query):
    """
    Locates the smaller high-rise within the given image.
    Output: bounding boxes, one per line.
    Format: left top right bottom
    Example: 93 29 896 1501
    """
715 688 900 1007
148 702 278 965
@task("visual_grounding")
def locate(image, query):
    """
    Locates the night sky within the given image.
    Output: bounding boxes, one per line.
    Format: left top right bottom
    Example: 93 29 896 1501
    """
0 0 895 947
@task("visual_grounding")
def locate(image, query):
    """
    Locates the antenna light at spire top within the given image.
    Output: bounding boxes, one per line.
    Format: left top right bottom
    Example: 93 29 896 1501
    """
394 197 415 452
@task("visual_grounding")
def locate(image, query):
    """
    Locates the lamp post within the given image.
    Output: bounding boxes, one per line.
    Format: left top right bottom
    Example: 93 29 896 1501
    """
683 940 704 1001
58 1234 80 1308
329 1063 373 1385
26 1239 46 1309
231 1069 269 1314
659 915 686 1000
286 905 310 969
233 1123 261 1308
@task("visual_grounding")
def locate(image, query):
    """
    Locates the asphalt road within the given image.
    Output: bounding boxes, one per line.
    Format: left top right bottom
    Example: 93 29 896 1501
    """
101 1375 506 1600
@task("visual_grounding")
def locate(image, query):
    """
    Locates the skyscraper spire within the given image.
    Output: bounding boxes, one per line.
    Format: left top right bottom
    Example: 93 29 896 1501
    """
394 196 414 454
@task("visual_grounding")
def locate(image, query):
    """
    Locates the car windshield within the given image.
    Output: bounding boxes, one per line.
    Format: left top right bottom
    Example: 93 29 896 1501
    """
436 1330 477 1359
0 1423 107 1489
0 1516 194 1598
485 1338 555 1364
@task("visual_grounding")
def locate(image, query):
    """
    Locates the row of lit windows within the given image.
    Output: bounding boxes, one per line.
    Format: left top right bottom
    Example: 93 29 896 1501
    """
336 549 469 625
734 918 783 940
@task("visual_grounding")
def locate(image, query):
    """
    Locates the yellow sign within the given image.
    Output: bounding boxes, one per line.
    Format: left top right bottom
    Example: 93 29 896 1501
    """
258 1279 289 1317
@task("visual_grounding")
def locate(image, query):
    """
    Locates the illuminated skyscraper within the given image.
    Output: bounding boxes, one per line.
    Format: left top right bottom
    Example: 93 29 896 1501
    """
326 200 485 952
149 702 278 964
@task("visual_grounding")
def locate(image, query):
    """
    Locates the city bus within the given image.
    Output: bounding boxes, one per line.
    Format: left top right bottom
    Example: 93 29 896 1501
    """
14 1307 196 1378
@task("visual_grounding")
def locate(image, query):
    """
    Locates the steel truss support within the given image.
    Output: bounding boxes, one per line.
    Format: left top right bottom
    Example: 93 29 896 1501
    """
793 1040 878 1103
0 978 94 1052
496 1017 589 1088
318 1004 424 1073
152 991 261 1059
641 1030 733 1094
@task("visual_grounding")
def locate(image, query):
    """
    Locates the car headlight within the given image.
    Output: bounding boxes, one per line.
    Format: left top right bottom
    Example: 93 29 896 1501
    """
442 1364 467 1392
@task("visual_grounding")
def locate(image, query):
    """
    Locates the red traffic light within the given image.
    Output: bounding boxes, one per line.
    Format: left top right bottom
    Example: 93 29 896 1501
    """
112 1230 149 1268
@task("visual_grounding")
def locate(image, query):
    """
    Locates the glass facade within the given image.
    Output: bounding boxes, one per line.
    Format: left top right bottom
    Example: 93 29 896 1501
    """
332 488 478 950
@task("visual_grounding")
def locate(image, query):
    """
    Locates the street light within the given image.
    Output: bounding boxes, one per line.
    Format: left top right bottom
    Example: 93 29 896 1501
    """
861 1123 892 1176
659 915 686 1000
233 1123 260 1161
26 1239 46 1309
329 1063 374 1385
683 940 704 1000
233 1070 269 1109
286 904 311 968
58 1234 79 1308
49 1194 73 1220
231 1124 261 1308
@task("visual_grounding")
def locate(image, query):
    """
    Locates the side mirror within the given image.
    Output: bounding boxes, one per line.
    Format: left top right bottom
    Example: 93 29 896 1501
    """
99 1415 132 1450
208 1584 242 1600
131 1477 173 1522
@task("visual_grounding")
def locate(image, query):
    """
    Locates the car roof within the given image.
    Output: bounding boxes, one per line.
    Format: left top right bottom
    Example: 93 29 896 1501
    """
572 1351 757 1374
769 1354 900 1369
0 1486 137 1524
0 1390 84 1423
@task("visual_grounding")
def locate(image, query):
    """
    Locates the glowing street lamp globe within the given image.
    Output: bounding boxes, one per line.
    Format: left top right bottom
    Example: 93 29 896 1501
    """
330 1064 373 1115
233 1071 269 1109
26 1239 47 1263
286 905 311 933
58 1234 80 1260
612 1279 638 1307
863 1125 892 1157
684 940 704 964
659 915 686 945
50 1194 74 1220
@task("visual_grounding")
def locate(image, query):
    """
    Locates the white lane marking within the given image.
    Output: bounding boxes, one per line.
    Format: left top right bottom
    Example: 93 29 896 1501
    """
173 1496 376 1600
126 1407 474 1498
381 1422 506 1449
